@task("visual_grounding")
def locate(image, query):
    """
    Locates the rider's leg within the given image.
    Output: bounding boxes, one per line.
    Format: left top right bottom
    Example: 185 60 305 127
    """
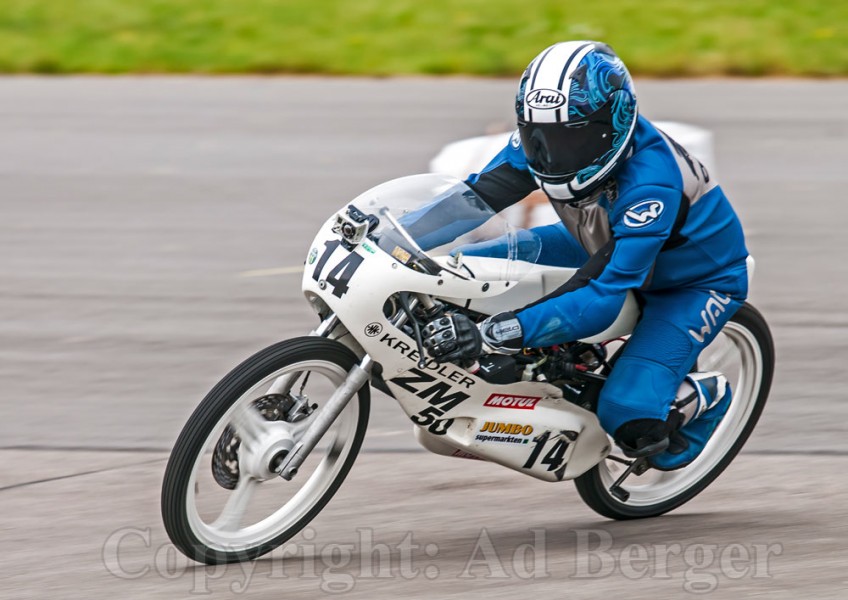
532 222 589 267
456 222 589 267
648 371 732 470
597 272 746 467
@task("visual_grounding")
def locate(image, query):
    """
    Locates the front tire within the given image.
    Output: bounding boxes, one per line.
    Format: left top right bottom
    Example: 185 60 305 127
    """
161 337 370 564
574 303 774 519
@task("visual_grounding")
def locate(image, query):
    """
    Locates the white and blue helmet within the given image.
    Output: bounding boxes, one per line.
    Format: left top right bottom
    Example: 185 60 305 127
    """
516 41 638 202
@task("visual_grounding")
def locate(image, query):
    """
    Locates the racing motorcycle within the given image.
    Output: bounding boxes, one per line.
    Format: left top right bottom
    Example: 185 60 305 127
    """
161 174 774 565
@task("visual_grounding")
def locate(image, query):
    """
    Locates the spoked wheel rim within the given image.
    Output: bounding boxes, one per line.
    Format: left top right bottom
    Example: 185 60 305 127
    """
184 359 359 552
596 321 764 506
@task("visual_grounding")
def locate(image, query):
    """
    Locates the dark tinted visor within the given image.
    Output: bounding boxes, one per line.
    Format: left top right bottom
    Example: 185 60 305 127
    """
518 99 615 179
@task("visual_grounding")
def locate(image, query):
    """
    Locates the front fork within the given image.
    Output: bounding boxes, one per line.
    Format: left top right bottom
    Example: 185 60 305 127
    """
276 354 373 480
276 295 435 481
274 312 371 481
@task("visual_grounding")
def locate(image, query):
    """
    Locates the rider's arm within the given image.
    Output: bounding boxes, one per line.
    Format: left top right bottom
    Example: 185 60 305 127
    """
514 184 681 346
400 133 537 250
466 131 538 212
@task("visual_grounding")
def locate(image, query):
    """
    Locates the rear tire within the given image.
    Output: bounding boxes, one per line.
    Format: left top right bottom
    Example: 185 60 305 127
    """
161 337 369 564
574 303 774 519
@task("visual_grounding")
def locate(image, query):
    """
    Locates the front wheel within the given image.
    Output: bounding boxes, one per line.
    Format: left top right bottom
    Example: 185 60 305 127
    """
574 303 774 519
161 337 370 564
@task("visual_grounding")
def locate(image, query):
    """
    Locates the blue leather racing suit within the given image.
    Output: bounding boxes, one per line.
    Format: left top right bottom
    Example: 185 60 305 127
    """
465 115 749 436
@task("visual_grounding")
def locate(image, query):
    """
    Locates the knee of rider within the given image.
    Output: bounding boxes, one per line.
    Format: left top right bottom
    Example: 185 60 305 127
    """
534 222 588 267
597 359 675 435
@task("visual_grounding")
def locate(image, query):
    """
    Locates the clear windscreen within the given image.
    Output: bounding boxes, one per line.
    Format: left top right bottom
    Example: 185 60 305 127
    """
349 174 542 277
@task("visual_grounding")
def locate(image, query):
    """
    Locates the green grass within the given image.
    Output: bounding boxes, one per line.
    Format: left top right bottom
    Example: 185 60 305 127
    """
0 0 845 76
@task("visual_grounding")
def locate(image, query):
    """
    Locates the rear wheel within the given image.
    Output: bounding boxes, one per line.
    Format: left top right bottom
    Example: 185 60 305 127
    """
574 303 774 519
161 337 369 564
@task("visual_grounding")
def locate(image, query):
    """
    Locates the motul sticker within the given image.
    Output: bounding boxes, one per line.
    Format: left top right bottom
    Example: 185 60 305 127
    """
483 394 541 410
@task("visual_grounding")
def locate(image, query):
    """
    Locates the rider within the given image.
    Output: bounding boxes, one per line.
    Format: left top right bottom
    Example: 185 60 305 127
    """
421 41 749 470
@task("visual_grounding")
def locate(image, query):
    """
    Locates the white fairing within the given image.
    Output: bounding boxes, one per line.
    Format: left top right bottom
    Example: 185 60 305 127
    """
302 175 642 481
435 256 639 344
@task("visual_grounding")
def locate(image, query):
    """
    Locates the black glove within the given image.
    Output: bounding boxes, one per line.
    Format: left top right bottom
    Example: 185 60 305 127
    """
423 311 525 364
422 313 482 364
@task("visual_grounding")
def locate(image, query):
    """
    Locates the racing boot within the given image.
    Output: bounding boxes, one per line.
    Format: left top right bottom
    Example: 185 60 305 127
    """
648 372 732 471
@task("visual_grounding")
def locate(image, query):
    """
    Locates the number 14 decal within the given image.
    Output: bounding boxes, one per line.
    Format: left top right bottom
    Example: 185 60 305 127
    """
523 430 574 474
311 240 364 298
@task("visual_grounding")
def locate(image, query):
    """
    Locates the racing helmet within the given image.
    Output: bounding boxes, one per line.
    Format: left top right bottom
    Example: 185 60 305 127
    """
516 41 638 202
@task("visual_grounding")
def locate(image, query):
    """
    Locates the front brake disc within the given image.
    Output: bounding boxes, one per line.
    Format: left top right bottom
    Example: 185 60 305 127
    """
211 394 292 490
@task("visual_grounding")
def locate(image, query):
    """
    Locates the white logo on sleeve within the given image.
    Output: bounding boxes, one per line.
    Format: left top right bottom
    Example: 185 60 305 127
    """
623 200 665 228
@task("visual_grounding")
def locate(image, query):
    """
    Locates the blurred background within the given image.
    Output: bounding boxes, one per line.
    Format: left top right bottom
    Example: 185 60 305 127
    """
0 0 844 76
1 2 847 598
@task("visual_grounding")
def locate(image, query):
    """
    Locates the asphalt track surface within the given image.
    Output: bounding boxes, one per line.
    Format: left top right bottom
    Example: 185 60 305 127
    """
1 78 847 598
